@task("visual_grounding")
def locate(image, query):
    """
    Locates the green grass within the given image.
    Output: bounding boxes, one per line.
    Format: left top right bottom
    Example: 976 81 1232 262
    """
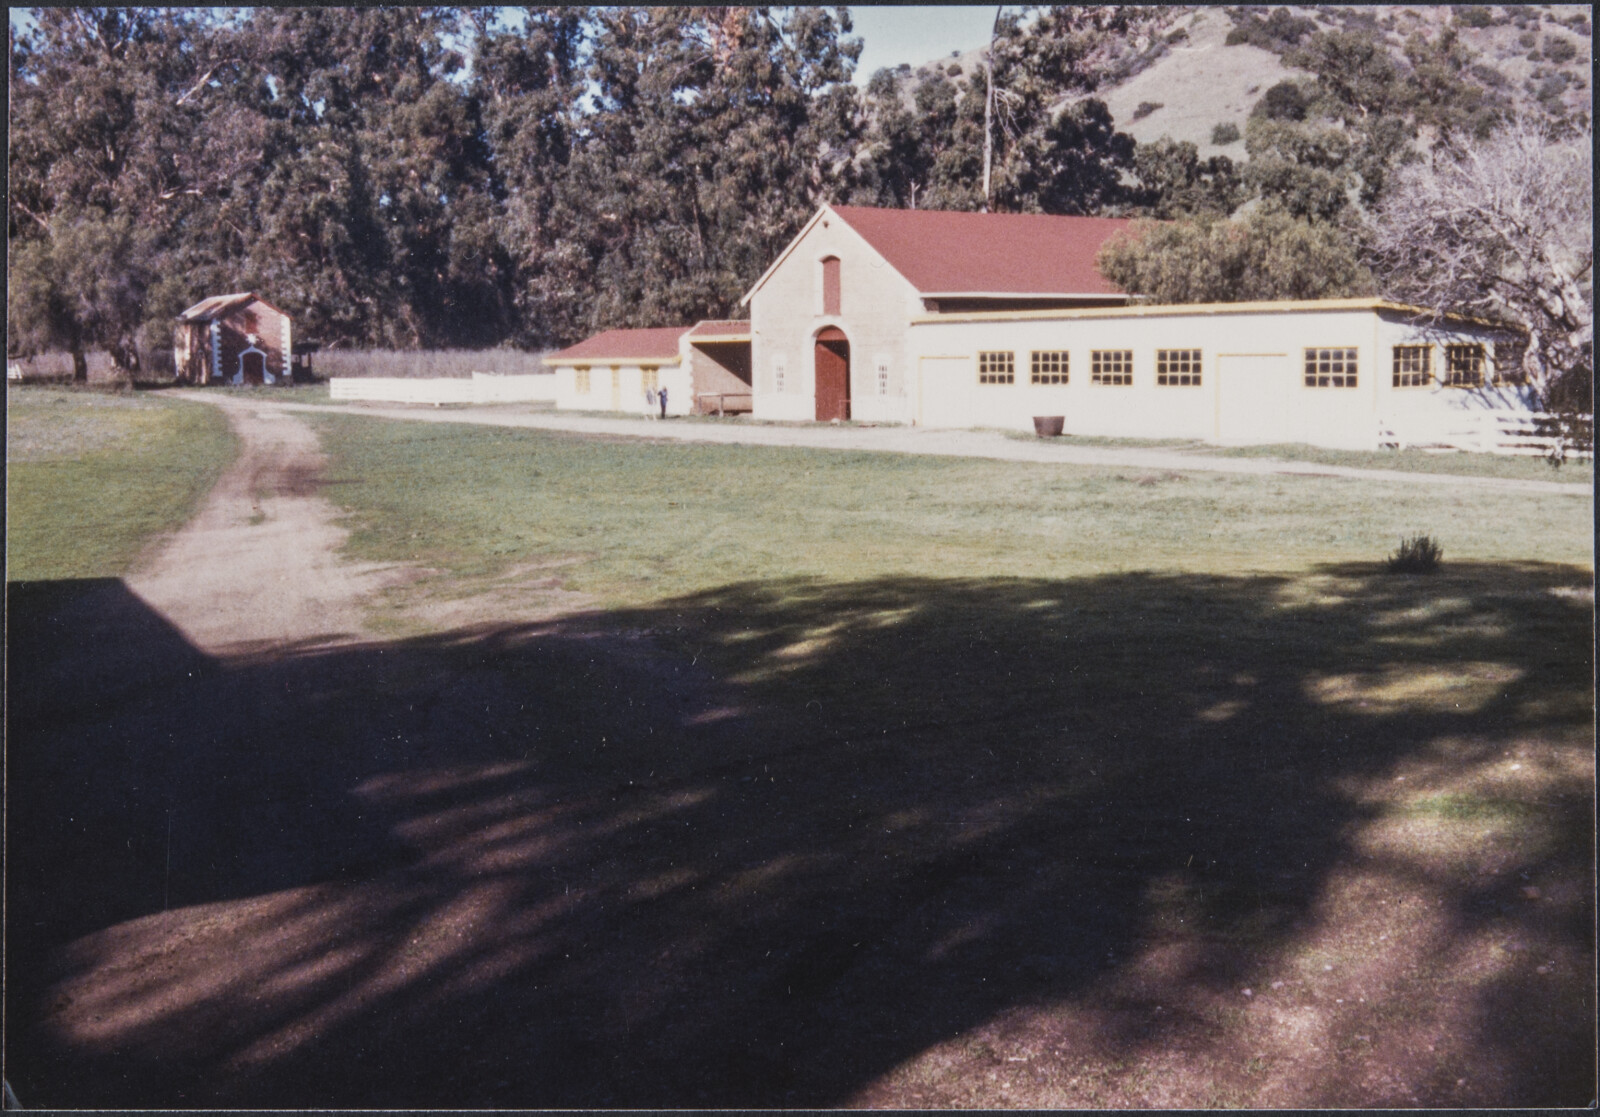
6 386 237 580
154 382 335 403
8 401 1593 1108
1005 431 1595 483
309 414 1592 608
1202 441 1593 483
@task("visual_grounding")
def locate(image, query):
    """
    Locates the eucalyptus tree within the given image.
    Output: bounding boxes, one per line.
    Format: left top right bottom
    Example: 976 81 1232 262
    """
548 6 861 339
909 6 1153 215
471 6 590 347
238 6 497 348
7 8 248 374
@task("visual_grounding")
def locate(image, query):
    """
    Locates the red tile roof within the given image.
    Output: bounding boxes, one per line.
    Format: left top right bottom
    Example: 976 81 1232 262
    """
177 292 282 322
545 326 690 363
688 320 751 338
829 206 1133 296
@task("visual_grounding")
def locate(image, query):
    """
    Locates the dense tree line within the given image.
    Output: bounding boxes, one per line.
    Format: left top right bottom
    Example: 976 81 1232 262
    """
5 5 1218 371
7 6 1591 401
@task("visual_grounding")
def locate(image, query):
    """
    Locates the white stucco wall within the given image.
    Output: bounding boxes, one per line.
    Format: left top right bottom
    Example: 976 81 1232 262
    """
747 210 921 424
906 305 1517 450
551 363 692 415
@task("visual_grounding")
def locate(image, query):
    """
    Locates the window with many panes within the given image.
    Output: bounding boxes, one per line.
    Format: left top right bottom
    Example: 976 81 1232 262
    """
1156 349 1202 386
978 351 1015 384
875 355 890 395
1091 350 1133 385
1392 345 1431 388
575 368 590 394
642 367 659 392
1031 351 1069 384
1444 343 1485 387
1494 339 1528 384
772 353 787 393
1304 347 1358 388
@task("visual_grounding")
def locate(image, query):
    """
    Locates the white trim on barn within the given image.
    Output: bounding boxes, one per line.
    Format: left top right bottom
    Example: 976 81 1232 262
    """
210 322 222 380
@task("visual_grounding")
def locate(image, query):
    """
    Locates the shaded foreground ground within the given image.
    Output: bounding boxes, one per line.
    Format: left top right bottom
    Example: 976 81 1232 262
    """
5 563 1594 1108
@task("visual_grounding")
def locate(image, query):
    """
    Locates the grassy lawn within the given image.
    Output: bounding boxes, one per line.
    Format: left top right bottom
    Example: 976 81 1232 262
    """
151 381 336 403
6 386 237 580
5 406 1592 1108
309 414 1592 610
1202 440 1594 483
1001 429 1595 483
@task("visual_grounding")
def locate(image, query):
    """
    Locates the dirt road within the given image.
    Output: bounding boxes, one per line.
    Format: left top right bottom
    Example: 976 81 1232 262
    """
188 394 1590 497
126 398 401 656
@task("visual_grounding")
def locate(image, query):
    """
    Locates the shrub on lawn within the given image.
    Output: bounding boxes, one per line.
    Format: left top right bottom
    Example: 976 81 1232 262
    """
1211 121 1242 145
1131 101 1163 122
1386 534 1443 574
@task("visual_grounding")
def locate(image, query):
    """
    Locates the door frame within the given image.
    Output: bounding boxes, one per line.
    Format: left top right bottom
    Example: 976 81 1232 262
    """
813 326 851 421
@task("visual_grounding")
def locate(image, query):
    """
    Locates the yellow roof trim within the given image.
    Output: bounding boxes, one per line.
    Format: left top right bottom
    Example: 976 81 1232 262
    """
541 355 683 368
689 332 752 342
909 297 1504 328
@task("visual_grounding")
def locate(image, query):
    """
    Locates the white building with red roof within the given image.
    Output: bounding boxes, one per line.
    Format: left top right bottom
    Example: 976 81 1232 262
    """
548 204 1527 450
544 322 753 416
740 204 1523 448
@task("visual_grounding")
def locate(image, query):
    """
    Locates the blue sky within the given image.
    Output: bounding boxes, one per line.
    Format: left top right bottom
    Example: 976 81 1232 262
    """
848 6 1000 83
9 6 1003 85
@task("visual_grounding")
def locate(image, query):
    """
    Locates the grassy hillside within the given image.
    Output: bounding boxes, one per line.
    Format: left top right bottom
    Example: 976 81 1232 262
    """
895 5 1592 163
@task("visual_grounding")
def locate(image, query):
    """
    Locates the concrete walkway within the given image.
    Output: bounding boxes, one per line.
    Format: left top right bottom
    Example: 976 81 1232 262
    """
172 394 1592 497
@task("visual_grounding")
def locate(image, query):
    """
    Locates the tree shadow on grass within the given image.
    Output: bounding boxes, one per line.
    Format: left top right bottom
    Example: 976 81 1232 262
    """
4 563 1594 1108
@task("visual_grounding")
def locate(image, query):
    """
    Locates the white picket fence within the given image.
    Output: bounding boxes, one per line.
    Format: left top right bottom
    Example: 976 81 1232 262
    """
1379 410 1594 459
329 372 557 406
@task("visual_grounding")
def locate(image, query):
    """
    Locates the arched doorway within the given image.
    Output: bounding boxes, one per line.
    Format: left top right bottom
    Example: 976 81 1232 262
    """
814 326 850 421
239 349 266 385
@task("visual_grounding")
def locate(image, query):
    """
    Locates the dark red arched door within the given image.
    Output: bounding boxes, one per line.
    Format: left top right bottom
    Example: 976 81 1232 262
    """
814 327 850 421
241 351 266 385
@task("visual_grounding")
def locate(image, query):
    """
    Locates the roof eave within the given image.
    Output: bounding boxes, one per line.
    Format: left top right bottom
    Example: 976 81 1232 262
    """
739 205 834 307
907 297 1508 326
923 291 1133 300
541 355 685 367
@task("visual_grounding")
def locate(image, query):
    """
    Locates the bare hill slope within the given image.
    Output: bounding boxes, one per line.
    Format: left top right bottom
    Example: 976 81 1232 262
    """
893 5 1592 158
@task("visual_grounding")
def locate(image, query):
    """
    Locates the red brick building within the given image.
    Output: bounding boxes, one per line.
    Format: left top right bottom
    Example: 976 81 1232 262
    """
174 293 294 385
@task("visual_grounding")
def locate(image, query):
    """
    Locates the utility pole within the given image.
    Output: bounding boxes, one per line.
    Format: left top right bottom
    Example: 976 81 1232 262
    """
981 5 1002 212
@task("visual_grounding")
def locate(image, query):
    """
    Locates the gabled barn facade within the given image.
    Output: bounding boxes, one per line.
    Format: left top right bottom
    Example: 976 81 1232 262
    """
546 205 1528 450
174 293 293 385
740 205 1137 424
737 205 1523 448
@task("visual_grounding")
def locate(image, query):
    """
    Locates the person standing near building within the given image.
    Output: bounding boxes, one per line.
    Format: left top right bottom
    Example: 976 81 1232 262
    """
658 384 669 419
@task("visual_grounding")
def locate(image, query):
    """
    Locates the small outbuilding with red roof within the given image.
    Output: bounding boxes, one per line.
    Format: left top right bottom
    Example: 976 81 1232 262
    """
543 321 754 416
174 292 296 385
